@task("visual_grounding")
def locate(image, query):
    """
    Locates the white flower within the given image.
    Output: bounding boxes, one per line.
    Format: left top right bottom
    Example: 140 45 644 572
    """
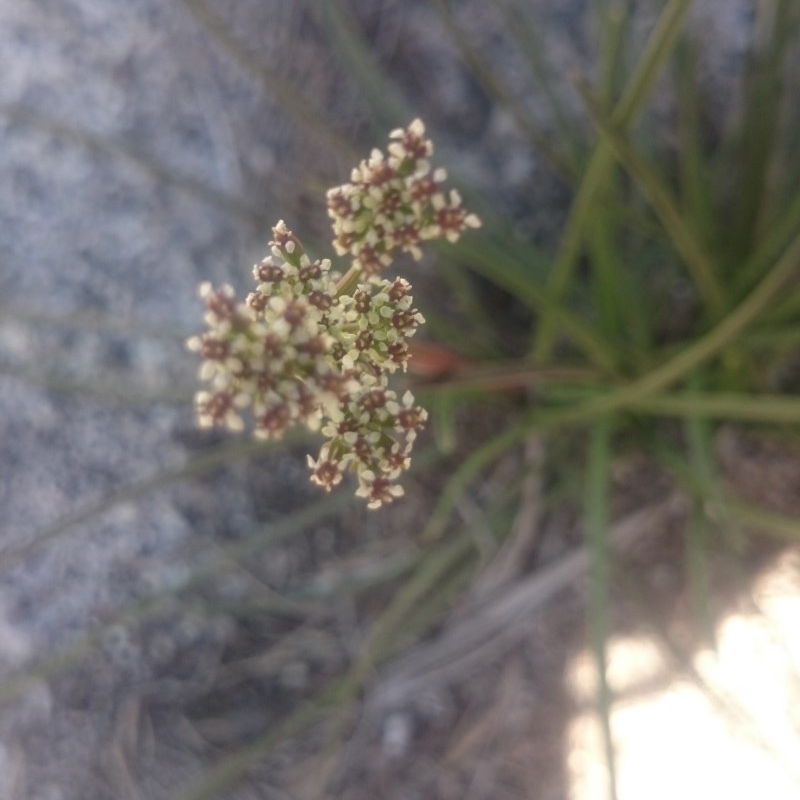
189 122 472 507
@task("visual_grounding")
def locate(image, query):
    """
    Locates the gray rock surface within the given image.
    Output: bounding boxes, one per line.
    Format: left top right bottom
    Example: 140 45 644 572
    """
0 2 296 797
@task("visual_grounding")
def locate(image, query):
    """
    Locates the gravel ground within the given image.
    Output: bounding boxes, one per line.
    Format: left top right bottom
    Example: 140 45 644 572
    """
0 2 758 799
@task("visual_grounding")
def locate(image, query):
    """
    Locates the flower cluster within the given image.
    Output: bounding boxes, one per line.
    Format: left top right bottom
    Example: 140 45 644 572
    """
187 222 426 508
187 226 342 439
188 120 479 507
327 118 481 275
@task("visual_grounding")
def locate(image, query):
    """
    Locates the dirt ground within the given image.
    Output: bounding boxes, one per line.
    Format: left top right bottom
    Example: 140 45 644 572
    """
1 1 799 799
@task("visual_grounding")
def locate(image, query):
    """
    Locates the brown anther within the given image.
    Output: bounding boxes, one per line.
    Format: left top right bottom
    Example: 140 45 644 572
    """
360 388 387 411
357 245 384 275
336 417 360 436
297 335 326 356
206 290 237 320
368 476 396 505
200 390 234 422
436 206 467 232
392 310 418 331
282 300 307 327
409 176 438 202
200 337 230 361
298 261 323 282
317 373 348 399
353 289 371 314
387 341 408 364
353 436 372 462
247 291 269 313
262 332 285 358
385 450 409 473
271 226 304 257
355 330 374 351
380 189 403 215
398 406 425 430
401 130 429 160
330 342 346 364
308 290 333 311
327 189 353 218
296 386 318 417
336 232 356 251
388 279 410 303
232 359 255 381
312 460 340 489
258 403 291 434
255 261 285 282
256 373 278 393
393 224 420 249
368 162 396 186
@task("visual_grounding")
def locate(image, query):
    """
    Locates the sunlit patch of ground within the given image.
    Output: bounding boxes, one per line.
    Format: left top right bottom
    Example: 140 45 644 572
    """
567 548 800 800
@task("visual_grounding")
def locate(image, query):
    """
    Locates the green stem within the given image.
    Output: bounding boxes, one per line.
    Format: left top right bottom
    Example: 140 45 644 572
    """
335 264 363 296
410 364 606 396
585 416 619 800
684 375 722 643
626 392 800 423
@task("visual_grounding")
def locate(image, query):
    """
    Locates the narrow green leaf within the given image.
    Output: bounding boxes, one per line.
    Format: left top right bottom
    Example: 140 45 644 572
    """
727 0 798 261
684 378 723 644
596 0 634 107
578 82 725 315
626 392 800 424
585 416 618 800
674 41 717 251
587 201 628 339
447 231 620 371
534 0 695 362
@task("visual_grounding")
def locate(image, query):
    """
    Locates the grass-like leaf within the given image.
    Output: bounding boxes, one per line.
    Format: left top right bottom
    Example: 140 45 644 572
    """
534 0 696 362
578 81 726 316
585 416 618 800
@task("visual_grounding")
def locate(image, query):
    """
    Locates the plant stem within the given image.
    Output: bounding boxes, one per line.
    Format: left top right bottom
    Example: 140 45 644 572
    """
585 415 619 800
335 263 362 296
